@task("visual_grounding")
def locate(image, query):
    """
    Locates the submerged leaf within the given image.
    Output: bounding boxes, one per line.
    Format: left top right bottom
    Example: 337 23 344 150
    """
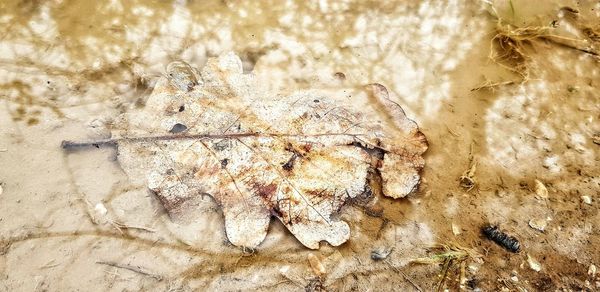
113 52 428 249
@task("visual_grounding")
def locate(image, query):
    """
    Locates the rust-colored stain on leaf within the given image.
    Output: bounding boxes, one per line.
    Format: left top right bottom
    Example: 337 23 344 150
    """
113 52 428 249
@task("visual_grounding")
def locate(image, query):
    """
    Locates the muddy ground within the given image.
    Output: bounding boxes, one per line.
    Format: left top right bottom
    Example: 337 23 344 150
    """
0 0 598 291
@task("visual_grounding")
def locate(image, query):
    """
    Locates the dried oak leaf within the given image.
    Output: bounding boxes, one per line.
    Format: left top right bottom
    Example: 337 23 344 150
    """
113 52 428 249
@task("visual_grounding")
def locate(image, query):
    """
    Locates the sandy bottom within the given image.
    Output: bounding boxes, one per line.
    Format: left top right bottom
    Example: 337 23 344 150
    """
0 0 598 291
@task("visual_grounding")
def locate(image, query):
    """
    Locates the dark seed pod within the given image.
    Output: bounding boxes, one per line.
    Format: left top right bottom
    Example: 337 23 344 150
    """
481 225 520 253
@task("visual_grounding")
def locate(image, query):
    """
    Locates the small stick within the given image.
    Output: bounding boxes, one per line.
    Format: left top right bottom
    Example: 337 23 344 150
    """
61 132 365 150
470 80 515 91
96 261 163 281
399 270 424 292
39 259 60 269
385 260 423 292
111 221 156 233
436 259 452 292
445 124 460 137
61 139 117 149
61 133 260 150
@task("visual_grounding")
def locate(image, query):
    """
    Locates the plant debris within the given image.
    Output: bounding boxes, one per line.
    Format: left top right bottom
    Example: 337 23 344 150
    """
534 179 548 199
451 222 461 236
307 254 326 276
96 261 163 281
459 159 477 191
411 243 481 291
526 254 542 272
412 243 480 265
483 1 600 82
64 52 428 249
305 278 325 292
592 134 600 145
528 218 547 232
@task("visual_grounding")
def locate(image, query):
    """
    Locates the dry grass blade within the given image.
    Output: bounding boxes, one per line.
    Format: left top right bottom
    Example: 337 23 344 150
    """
110 221 156 233
411 243 480 265
471 80 516 91
489 25 546 79
384 261 424 292
482 0 600 82
96 261 163 281
411 242 482 291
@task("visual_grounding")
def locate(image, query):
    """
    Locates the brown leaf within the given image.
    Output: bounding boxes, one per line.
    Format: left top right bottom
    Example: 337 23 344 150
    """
113 52 428 249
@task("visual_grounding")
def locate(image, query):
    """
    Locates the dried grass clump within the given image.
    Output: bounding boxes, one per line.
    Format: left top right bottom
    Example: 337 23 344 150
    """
411 242 482 291
479 1 600 89
483 1 553 80
489 25 549 79
412 242 481 265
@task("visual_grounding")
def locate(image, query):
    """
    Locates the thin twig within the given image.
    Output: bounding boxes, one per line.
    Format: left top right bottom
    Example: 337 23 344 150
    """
445 124 460 137
399 270 424 292
436 259 452 292
39 259 60 269
60 132 367 150
470 80 515 91
111 221 156 233
385 260 423 292
96 261 163 281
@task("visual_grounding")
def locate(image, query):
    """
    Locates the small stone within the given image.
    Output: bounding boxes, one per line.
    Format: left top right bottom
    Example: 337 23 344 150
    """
581 196 592 205
511 275 519 282
94 203 108 216
589 264 597 277
371 247 392 261
528 218 547 232
534 180 548 199
527 254 542 272
0 184 3 196
452 222 461 235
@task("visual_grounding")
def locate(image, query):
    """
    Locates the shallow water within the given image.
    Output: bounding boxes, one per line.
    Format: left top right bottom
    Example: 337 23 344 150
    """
1 0 599 290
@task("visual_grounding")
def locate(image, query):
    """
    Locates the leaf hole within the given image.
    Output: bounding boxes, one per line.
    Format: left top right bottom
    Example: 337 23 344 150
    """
169 123 188 134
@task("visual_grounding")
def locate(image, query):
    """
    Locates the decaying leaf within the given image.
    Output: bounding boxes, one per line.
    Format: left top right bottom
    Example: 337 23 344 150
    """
109 52 427 249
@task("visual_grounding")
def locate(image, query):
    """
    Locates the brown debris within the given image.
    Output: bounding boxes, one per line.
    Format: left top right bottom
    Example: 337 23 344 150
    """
307 253 326 277
459 159 477 191
96 261 163 281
